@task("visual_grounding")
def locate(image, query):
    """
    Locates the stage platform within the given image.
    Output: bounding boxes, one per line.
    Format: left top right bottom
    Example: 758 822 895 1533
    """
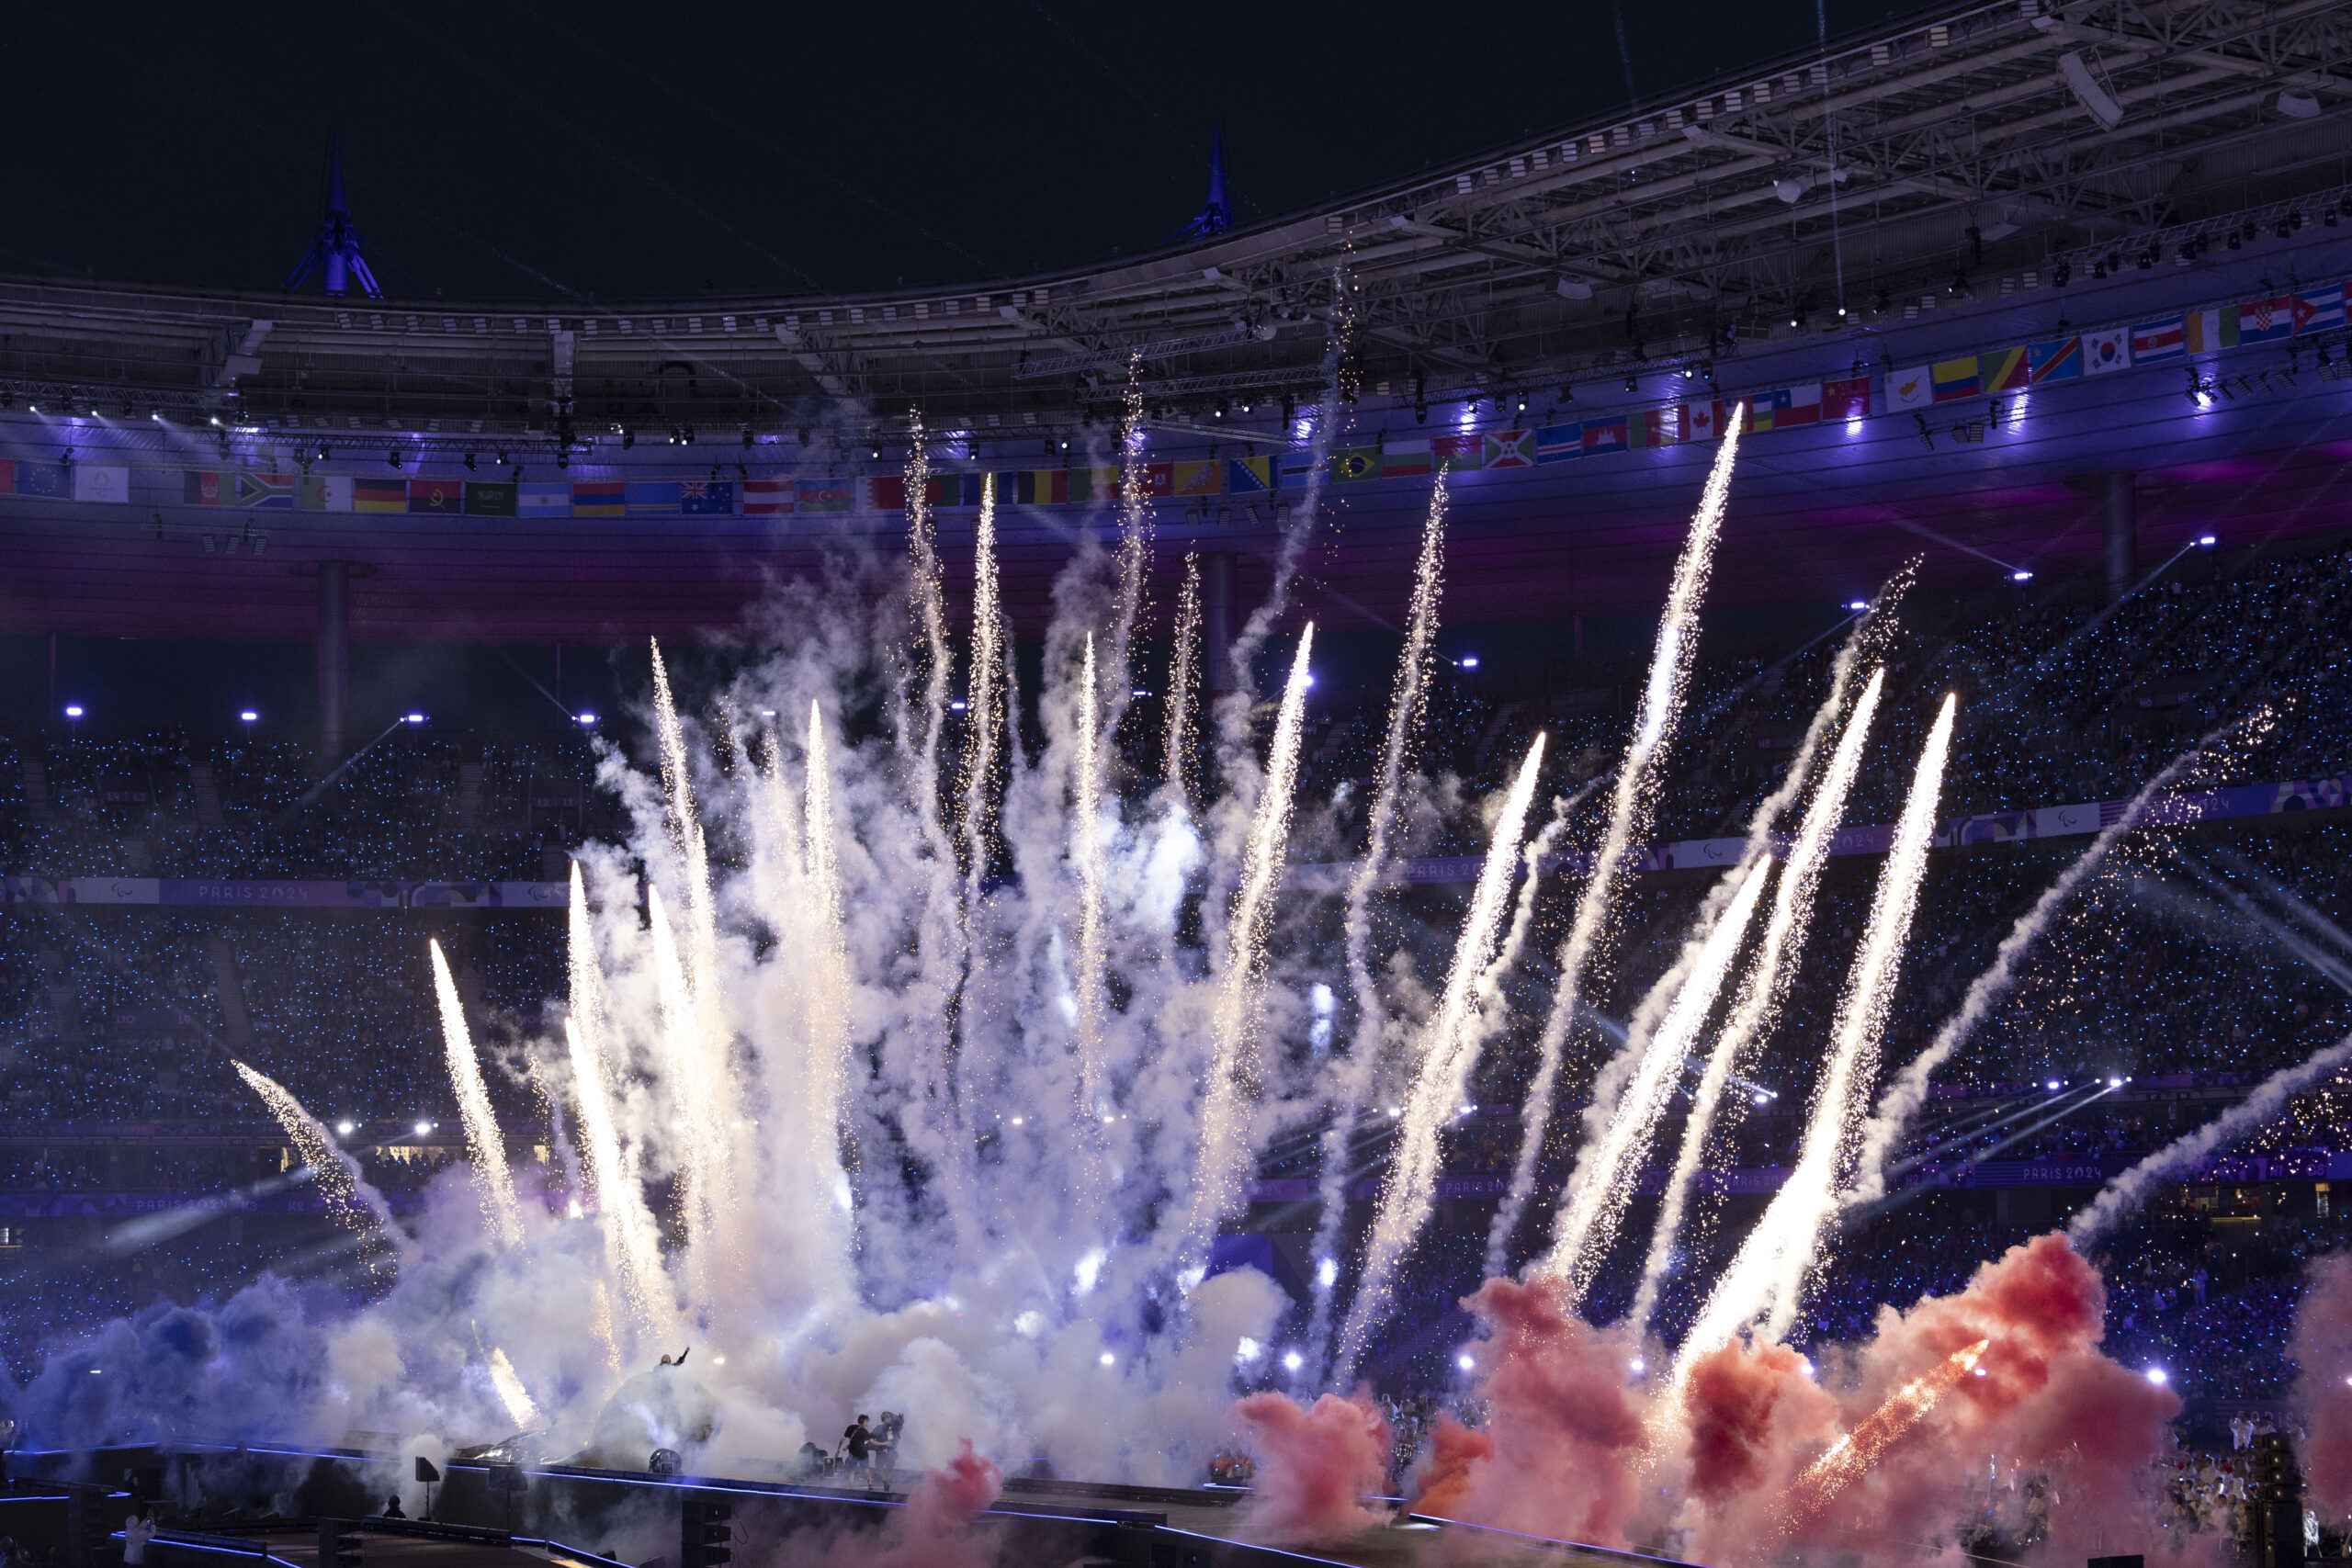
3 1444 1704 1568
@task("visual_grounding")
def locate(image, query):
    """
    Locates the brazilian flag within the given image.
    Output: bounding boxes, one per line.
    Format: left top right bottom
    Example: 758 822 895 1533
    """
1330 446 1380 482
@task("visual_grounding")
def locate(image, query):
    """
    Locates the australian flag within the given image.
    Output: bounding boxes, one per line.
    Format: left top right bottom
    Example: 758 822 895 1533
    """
679 480 736 515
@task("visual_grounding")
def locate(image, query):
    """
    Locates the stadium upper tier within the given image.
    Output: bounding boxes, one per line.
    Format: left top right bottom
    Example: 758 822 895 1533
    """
1 0 2350 637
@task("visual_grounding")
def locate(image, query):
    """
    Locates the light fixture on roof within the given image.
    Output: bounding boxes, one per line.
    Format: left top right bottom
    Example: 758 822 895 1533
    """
406 712 426 724
2011 569 2034 582
2198 534 2218 547
239 710 258 723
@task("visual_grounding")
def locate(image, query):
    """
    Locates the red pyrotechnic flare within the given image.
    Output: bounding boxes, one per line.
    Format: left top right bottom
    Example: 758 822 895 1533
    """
1778 1337 1989 1533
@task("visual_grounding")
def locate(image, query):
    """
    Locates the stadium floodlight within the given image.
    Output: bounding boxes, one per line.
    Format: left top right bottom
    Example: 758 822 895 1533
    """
335 1120 355 1135
2010 570 2034 581
240 710 258 723
1457 1353 1476 1371
413 1120 433 1135
2045 1078 2063 1091
2198 534 2218 547
2145 1367 2168 1385
1282 1350 1305 1372
1459 655 1480 669
405 713 425 724
1847 600 1869 612
576 711 597 725
63 705 83 718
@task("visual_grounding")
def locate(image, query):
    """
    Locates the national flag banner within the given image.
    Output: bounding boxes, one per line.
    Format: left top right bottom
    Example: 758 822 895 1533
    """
2130 316 2185 365
1931 357 1981 401
959 472 989 506
1819 378 1871 421
1014 470 1067 505
797 481 855 513
1278 453 1318 489
299 475 354 513
1630 406 1685 448
2297 285 2346 336
679 480 734 515
742 479 794 515
2029 336 2082 383
234 471 293 508
1225 457 1272 493
517 482 570 515
2183 310 2237 355
626 479 682 514
869 477 907 511
407 478 463 514
183 470 231 506
1483 429 1534 468
1062 467 1099 504
1888 366 1934 411
1433 433 1483 471
1330 446 1380 482
1379 439 1430 479
1534 423 1582 462
1768 384 1824 428
17 463 69 497
1581 419 1629 455
464 481 518 516
1979 348 2031 393
2082 326 2131 374
0 459 12 494
1134 461 1174 498
353 478 408 513
1172 459 1223 495
2236 296 2296 344
873 475 956 511
1683 400 1725 441
571 481 625 516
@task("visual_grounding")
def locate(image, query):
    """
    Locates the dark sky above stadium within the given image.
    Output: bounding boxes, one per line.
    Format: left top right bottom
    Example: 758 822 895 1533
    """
6 1 1942 302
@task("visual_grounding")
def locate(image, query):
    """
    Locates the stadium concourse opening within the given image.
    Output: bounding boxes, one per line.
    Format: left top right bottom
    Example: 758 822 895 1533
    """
6 0 2352 1563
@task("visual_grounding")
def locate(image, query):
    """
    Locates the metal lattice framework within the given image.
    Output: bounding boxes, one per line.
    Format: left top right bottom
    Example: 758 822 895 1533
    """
0 0 2346 458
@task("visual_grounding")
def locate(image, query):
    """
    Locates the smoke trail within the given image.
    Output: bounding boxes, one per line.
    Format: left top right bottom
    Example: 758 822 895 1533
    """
428 938 525 1248
1542 855 1775 1299
644 885 721 1285
1678 694 1958 1369
1848 718 2254 1205
1486 421 1744 1279
1334 733 1545 1375
563 867 667 1326
1072 635 1111 1116
2071 1022 2352 1245
230 1060 406 1268
1306 476 1447 1364
801 700 855 1186
1164 551 1202 803
1181 626 1317 1262
1631 667 1888 1327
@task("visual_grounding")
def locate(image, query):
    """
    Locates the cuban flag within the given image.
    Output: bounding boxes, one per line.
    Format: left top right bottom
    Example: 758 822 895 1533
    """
2297 286 2346 335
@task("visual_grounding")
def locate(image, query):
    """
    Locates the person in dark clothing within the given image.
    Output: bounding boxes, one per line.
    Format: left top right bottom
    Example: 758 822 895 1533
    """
382 1496 405 1519
836 1415 875 1489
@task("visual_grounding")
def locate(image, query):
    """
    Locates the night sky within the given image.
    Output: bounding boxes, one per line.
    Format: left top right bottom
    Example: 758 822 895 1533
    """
5 1 1944 303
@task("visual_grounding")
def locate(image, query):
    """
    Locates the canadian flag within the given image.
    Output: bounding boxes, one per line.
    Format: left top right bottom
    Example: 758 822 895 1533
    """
1684 400 1724 441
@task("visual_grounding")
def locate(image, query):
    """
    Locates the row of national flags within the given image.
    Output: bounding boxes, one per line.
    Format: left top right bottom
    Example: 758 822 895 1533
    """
7 272 2351 515
1888 280 2352 408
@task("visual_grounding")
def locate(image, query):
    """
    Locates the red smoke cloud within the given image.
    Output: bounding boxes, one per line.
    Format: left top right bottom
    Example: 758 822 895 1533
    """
2293 1254 2352 1518
1408 1416 1492 1517
1230 1391 1393 1545
1415 1276 1649 1547
779 1438 1003 1568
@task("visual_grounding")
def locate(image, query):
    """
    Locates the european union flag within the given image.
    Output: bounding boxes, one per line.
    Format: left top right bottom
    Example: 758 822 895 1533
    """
17 462 69 498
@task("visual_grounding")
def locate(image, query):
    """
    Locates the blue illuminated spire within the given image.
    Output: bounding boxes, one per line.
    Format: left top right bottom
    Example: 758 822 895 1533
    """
284 135 382 297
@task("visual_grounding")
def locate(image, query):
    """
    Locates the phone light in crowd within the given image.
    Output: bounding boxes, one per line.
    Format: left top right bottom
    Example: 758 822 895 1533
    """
405 713 426 724
2198 534 2218 547
2010 569 2034 582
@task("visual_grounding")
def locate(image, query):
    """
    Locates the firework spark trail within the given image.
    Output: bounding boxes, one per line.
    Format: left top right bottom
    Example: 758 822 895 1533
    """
232 1060 406 1267
1072 635 1112 1117
1164 552 1202 803
2073 1023 2352 1245
429 938 525 1248
648 644 741 1263
1101 362 1154 742
901 420 984 1258
1334 733 1546 1376
960 476 1006 910
1631 667 1888 1328
1850 718 2255 1207
803 701 854 1166
1180 626 1317 1264
644 886 719 1282
1778 1339 1987 1535
1677 695 1958 1371
1540 855 1776 1300
483 1343 541 1430
1485 422 1743 1280
1306 477 1448 1365
564 867 666 1325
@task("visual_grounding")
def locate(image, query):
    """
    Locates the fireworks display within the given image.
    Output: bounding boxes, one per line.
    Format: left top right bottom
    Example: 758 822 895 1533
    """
1777 1338 1988 1532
